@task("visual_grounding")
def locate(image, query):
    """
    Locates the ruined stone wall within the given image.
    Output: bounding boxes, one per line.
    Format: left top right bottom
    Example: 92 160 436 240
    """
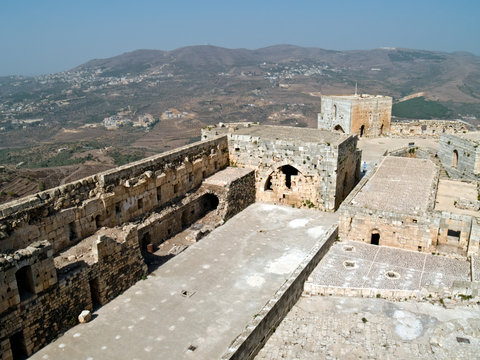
339 207 440 252
318 95 392 137
335 136 362 209
0 227 147 359
339 160 474 255
438 133 480 179
350 97 392 137
390 119 469 138
318 97 352 134
224 131 358 211
0 136 229 253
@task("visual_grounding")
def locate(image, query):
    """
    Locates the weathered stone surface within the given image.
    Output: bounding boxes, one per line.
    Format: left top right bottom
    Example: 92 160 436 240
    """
318 94 392 137
78 310 91 323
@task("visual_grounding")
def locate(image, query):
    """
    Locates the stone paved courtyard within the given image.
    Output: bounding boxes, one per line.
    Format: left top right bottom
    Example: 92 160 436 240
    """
255 296 480 360
307 241 470 290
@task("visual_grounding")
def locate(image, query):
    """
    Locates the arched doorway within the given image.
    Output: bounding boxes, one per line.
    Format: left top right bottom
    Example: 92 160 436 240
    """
264 175 273 191
452 150 458 168
280 165 299 189
371 231 380 245
334 124 345 133
360 125 365 137
379 124 384 136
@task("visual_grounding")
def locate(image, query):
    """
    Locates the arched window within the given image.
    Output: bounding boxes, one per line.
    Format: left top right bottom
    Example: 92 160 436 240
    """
333 104 337 120
452 150 458 168
264 175 273 191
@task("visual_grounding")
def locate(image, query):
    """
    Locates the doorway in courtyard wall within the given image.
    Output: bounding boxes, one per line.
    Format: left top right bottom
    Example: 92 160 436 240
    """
360 125 365 137
9 331 28 360
371 231 380 245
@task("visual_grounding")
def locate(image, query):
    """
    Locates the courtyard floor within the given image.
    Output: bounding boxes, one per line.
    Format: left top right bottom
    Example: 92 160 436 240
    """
307 240 471 290
255 295 480 360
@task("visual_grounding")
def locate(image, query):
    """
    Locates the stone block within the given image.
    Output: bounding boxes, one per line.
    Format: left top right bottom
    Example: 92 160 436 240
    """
78 310 91 323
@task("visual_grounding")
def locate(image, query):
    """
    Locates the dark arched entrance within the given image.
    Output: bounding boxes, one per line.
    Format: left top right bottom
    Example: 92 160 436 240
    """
280 165 299 189
334 124 345 133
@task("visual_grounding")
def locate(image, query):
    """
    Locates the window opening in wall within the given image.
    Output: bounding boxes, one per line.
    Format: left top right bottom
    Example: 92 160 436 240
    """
138 198 143 210
333 104 337 119
157 187 162 203
15 266 34 301
182 210 189 228
447 229 461 241
452 150 459 168
10 331 28 360
264 175 273 191
69 222 77 241
202 193 219 210
281 165 299 189
95 215 101 229
371 232 380 245
360 125 365 137
89 277 101 310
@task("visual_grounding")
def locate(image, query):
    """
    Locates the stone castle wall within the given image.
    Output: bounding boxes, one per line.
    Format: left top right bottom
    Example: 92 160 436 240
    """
339 158 475 255
438 133 480 180
390 119 470 138
0 229 147 358
318 95 392 137
0 136 259 359
202 124 361 211
0 136 229 254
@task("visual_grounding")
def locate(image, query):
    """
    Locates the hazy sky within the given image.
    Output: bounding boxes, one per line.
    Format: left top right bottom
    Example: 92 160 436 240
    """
1 0 479 76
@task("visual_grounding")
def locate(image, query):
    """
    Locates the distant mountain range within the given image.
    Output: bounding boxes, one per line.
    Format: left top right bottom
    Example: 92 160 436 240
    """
75 44 480 104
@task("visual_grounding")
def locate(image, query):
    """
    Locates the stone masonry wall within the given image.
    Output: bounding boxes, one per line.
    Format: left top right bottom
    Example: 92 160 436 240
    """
0 225 148 359
202 125 360 211
390 119 469 138
0 136 229 253
438 133 480 180
318 95 392 137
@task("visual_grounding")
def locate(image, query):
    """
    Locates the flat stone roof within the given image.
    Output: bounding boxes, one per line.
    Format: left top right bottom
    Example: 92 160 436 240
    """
31 203 338 360
350 156 437 214
322 94 391 100
232 125 348 144
202 167 253 186
307 240 470 290
435 179 480 218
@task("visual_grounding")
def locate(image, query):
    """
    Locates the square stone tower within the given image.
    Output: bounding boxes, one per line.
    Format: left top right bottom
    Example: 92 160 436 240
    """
318 94 392 137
